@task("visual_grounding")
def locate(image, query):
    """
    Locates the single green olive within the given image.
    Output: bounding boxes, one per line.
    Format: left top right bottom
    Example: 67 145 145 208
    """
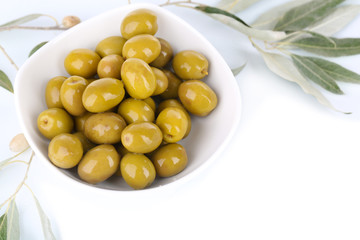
117 98 155 124
150 38 173 68
73 131 96 153
78 144 120 184
156 107 188 143
120 9 158 39
48 133 83 169
159 70 182 99
45 76 67 108
122 34 161 63
60 76 88 116
151 67 168 96
64 48 101 78
95 36 127 58
120 153 156 189
74 112 94 132
143 97 156 112
97 54 124 79
37 108 74 139
172 50 209 80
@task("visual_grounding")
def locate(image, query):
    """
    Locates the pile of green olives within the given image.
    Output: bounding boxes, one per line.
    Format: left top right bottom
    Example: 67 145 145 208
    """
37 8 218 190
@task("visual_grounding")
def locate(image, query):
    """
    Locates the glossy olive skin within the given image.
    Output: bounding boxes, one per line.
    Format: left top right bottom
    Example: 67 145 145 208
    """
178 80 218 116
120 9 158 39
156 107 188 143
82 78 125 113
73 131 96 152
159 70 182 99
95 36 127 58
121 122 162 153
151 67 168 96
172 50 209 80
48 133 83 169
45 76 66 108
117 98 154 124
150 38 173 68
122 34 161 63
143 97 156 112
120 153 156 189
37 108 74 139
84 112 126 144
151 143 188 177
78 144 120 184
64 48 101 78
60 76 88 116
121 58 156 99
156 99 191 138
97 54 124 79
75 112 94 132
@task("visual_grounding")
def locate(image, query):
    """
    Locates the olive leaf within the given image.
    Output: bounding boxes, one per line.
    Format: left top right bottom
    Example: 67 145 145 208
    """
288 36 360 57
254 47 346 113
0 214 7 240
231 63 246 76
216 0 261 13
0 70 14 93
32 194 56 240
291 54 343 94
196 5 250 27
7 200 20 240
273 0 345 31
29 41 47 57
195 5 287 41
0 14 54 27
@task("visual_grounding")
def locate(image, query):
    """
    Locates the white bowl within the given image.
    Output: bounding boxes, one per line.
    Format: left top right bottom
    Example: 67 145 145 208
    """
14 3 241 192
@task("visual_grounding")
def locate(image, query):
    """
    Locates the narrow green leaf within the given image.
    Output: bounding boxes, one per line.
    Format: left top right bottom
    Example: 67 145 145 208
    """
29 41 47 57
289 36 360 57
217 0 261 13
0 70 14 93
7 200 19 240
291 54 343 94
231 63 246 76
0 214 7 240
274 0 345 31
254 47 347 113
300 56 360 83
0 14 44 27
32 195 56 240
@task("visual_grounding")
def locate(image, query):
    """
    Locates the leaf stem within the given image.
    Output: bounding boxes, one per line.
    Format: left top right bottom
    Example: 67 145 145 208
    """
0 44 19 71
0 147 30 170
0 25 67 31
159 0 203 7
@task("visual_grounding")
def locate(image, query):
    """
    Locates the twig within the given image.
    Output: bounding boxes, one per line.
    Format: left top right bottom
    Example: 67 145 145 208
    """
0 44 19 71
159 0 203 7
0 25 68 31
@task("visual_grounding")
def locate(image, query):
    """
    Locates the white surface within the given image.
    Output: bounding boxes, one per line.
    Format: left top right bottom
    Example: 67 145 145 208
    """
1 0 360 239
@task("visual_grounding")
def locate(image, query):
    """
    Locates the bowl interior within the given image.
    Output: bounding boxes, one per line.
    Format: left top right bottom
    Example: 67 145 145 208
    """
14 3 241 192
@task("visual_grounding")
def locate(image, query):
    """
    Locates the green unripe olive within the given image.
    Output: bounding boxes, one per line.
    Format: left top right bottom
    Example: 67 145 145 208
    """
143 97 156 112
82 78 125 113
48 133 83 169
60 76 88 116
78 144 120 184
151 67 168 96
45 76 66 108
121 122 162 153
122 34 161 63
156 107 188 143
84 112 126 144
97 54 124 79
120 153 156 189
150 38 173 68
73 131 96 152
64 48 101 78
75 112 94 132
37 108 74 139
95 36 127 58
151 143 188 177
117 98 154 124
178 80 218 117
121 9 158 39
172 50 209 80
159 70 182 99
121 58 156 99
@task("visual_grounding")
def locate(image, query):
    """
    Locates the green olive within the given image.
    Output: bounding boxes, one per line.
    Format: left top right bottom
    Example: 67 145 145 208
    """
156 107 188 143
172 50 209 80
117 98 155 124
159 70 182 99
78 144 120 184
73 131 96 152
48 133 83 169
97 54 124 79
64 48 101 78
121 122 162 153
84 112 126 144
150 38 173 68
82 78 125 113
45 76 66 108
143 97 156 112
121 58 156 99
121 9 158 39
151 143 188 177
37 108 74 139
60 76 88 116
122 34 161 63
95 36 127 58
178 80 217 116
74 112 94 132
151 67 168 96
120 153 156 189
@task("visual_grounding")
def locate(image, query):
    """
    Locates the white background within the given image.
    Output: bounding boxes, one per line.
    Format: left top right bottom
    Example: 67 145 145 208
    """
1 0 360 239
